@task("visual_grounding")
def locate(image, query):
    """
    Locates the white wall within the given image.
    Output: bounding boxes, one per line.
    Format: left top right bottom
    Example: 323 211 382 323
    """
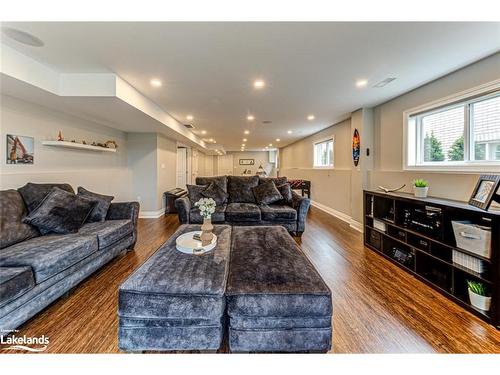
280 118 352 216
372 53 500 201
0 95 132 200
227 151 276 176
156 134 177 211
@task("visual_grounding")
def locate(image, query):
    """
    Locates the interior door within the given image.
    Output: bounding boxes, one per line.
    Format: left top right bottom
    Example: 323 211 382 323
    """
176 147 187 188
204 155 214 176
217 154 234 175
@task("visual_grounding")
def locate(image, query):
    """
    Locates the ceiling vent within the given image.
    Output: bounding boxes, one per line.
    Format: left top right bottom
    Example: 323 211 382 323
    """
184 123 195 129
373 77 397 88
262 120 272 124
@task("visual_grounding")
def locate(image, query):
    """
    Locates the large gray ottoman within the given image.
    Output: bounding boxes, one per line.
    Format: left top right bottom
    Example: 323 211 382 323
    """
226 226 332 352
118 224 232 352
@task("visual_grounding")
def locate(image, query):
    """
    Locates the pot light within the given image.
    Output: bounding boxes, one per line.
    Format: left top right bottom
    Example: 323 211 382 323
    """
242 144 246 147
287 130 293 134
307 115 315 121
247 115 255 121
209 138 214 142
186 115 194 121
276 138 280 142
243 138 247 142
244 130 250 135
201 130 207 135
150 79 162 87
356 79 368 88
253 79 265 89
269 143 273 147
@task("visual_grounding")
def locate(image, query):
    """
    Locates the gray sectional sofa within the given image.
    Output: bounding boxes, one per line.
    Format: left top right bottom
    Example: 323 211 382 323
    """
0 183 139 333
175 175 311 236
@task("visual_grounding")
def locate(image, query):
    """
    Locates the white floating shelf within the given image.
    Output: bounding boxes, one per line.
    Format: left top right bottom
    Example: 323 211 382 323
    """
42 140 117 153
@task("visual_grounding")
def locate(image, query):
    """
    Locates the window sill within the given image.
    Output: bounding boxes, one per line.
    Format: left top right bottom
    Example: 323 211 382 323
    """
404 164 500 174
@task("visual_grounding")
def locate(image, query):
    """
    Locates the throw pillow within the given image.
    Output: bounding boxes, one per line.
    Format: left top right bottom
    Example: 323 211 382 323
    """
18 183 75 213
0 189 40 249
186 184 208 205
23 187 97 234
259 176 287 186
276 183 293 205
77 187 114 222
227 175 259 203
201 182 229 205
252 180 283 205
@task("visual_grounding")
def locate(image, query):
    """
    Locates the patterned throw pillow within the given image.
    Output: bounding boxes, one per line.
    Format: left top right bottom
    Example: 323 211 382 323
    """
77 187 114 222
252 180 283 205
276 183 293 205
201 182 229 205
186 184 208 206
23 187 97 234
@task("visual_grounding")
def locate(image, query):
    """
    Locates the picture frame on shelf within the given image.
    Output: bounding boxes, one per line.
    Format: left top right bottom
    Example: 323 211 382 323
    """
468 174 500 210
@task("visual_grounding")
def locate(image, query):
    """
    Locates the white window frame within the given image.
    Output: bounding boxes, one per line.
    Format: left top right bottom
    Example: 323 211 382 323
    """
313 136 335 169
403 79 500 173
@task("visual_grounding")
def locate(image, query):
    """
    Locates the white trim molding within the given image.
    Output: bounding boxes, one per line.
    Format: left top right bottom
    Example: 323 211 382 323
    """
310 200 363 233
139 208 165 219
402 79 500 173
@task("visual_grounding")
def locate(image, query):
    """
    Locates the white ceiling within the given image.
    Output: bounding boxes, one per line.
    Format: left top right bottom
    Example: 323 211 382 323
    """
1 22 499 151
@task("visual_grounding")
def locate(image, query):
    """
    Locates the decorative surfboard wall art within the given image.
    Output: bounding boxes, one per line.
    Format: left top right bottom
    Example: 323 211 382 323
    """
352 128 360 167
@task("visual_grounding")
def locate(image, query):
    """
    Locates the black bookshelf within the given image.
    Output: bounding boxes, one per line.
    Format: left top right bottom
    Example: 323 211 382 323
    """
363 189 500 328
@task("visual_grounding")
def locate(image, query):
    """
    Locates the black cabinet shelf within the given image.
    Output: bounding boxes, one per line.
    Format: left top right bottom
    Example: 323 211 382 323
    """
364 190 499 329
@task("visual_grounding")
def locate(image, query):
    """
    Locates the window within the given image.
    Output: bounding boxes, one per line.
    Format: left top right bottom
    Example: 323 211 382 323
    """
313 138 334 168
406 86 500 171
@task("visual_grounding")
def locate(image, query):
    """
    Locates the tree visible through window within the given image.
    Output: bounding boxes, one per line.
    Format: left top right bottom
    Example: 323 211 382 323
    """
407 90 500 168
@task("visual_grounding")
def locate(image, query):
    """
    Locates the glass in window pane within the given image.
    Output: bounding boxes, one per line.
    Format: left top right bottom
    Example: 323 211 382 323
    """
314 139 333 167
495 144 500 160
471 95 500 161
421 106 465 162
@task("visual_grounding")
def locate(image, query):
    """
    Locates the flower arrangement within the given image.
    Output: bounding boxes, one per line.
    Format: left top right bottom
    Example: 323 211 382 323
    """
195 198 216 219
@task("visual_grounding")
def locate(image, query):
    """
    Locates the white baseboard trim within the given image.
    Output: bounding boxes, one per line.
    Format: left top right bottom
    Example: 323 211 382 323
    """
139 208 165 219
310 200 363 233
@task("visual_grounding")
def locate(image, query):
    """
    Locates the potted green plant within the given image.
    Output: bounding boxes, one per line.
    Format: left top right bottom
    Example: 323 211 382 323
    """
467 280 491 311
413 179 429 198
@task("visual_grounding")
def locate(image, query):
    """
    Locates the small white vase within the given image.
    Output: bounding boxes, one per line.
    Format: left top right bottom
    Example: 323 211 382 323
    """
468 290 491 311
200 217 214 246
414 186 429 198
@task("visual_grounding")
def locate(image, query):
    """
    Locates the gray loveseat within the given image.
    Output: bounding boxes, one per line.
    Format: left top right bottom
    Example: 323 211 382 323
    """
175 176 311 237
0 183 139 333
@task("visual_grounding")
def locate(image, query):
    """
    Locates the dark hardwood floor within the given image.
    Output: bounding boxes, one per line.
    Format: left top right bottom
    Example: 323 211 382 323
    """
2 207 500 353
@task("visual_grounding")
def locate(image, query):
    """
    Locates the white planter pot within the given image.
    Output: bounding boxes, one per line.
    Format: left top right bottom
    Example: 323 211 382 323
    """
468 290 491 311
414 186 429 198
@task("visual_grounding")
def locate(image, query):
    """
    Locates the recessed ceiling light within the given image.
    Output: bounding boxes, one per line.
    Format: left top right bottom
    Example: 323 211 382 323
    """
209 138 214 142
307 115 315 121
247 115 255 121
150 79 162 87
276 138 280 142
201 130 207 135
253 79 265 89
186 115 194 121
287 130 293 134
243 138 247 142
356 79 368 88
244 130 250 135
2 27 44 47
242 144 246 147
269 143 273 147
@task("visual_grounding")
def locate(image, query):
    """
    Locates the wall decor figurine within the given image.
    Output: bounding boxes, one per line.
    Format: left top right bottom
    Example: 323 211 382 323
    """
352 128 360 167
7 134 34 164
105 140 118 149
468 175 500 210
